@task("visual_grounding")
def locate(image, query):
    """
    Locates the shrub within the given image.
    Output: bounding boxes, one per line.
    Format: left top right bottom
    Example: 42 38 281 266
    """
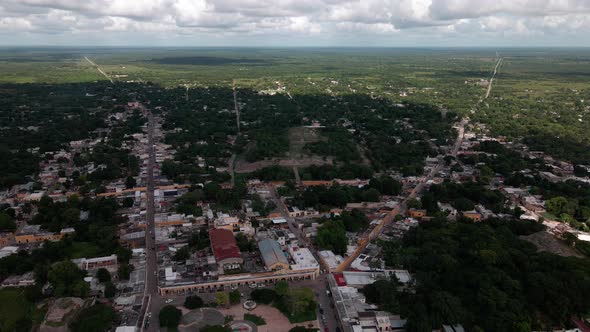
244 313 266 326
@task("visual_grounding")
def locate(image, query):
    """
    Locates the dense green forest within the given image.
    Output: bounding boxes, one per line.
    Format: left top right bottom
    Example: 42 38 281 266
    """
372 219 590 331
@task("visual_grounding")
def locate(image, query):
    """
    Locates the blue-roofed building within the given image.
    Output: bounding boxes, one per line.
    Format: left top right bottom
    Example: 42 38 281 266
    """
258 239 289 271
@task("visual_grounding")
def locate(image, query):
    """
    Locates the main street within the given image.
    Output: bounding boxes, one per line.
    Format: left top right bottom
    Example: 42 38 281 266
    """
139 109 161 331
268 187 340 332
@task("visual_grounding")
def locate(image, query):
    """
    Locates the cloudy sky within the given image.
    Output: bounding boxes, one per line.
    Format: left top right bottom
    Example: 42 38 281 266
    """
0 0 589 46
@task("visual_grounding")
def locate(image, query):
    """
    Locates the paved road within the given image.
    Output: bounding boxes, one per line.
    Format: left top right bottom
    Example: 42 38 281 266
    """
139 110 161 331
83 56 114 83
485 58 503 99
333 56 496 271
295 276 339 332
335 117 468 272
269 186 317 253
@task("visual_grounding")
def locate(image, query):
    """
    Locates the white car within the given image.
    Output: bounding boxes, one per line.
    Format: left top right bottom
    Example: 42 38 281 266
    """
165 299 173 304
249 283 257 289
230 284 239 290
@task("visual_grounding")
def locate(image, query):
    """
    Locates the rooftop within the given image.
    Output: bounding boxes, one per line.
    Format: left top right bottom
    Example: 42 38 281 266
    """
258 239 288 268
209 228 242 262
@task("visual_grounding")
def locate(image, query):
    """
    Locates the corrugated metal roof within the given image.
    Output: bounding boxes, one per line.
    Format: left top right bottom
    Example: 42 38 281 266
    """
258 239 288 268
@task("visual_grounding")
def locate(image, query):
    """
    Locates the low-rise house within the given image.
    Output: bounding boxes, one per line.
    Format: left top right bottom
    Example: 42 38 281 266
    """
15 225 73 244
407 208 427 219
73 254 118 271
522 195 546 213
438 203 458 220
274 230 287 245
539 171 563 183
462 211 482 222
0 232 15 247
120 230 146 248
0 246 18 259
319 250 344 272
1 271 35 288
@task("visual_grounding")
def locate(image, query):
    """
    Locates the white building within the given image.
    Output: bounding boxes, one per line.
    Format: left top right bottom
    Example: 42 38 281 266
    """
288 245 319 271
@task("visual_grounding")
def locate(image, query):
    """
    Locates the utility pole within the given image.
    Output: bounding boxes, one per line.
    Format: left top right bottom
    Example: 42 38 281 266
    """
233 80 240 133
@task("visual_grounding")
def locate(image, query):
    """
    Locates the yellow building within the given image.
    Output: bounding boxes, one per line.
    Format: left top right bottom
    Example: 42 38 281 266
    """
15 225 74 244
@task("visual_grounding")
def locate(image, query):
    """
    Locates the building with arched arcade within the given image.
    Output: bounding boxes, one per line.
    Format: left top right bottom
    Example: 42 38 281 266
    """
158 266 319 296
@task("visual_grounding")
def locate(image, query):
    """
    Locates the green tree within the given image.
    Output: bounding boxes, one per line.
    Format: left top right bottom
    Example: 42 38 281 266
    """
48 261 87 297
173 246 191 261
453 197 475 212
61 207 80 226
315 220 347 254
70 304 116 332
125 176 136 189
184 295 204 309
159 305 182 328
370 176 402 195
116 247 133 263
275 280 289 297
361 188 381 202
122 197 134 208
289 327 318 332
96 268 111 283
407 198 422 209
229 290 241 305
117 263 133 280
288 287 316 316
0 213 16 231
216 292 229 307
546 197 570 216
251 289 277 304
104 282 116 298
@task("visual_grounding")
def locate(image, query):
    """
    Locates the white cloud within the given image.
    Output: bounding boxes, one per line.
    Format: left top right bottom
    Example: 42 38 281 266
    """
0 0 589 45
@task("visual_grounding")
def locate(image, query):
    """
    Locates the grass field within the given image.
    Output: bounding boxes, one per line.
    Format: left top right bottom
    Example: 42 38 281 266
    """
288 127 324 158
0 288 38 331
69 242 102 259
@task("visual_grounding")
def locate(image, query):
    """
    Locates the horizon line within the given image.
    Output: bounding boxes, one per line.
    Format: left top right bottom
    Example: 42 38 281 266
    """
1 45 590 49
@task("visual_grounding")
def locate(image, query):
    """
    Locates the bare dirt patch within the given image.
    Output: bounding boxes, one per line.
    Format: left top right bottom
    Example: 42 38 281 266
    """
218 304 318 332
288 127 324 158
234 156 333 173
520 231 583 258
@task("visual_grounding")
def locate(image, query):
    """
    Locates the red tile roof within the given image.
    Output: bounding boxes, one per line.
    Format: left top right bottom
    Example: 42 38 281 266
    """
209 228 241 262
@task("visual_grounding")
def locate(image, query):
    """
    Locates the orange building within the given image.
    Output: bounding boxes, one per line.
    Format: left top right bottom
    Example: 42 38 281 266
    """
15 226 74 244
407 208 427 219
462 211 482 222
